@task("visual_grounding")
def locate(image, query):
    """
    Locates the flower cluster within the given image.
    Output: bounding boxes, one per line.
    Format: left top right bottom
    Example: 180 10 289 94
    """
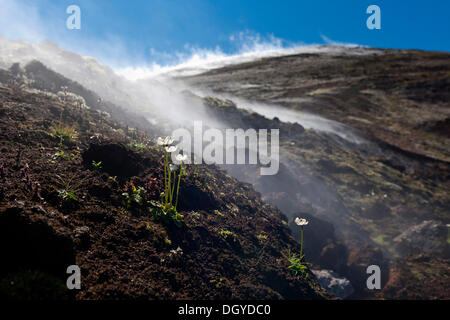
157 136 188 209
147 137 188 228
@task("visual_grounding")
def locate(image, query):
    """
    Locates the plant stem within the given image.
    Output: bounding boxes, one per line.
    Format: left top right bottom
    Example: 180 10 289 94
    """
175 163 183 209
300 226 304 260
164 151 168 204
170 169 176 204
168 167 172 205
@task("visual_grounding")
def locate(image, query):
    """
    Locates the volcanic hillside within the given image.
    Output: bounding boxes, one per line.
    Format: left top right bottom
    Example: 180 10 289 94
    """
0 62 328 300
182 48 450 299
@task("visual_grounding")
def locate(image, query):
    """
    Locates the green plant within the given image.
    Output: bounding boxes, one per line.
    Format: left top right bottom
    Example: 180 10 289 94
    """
122 181 146 208
92 160 102 170
210 277 226 289
52 150 68 161
283 249 308 278
218 229 240 244
257 233 268 241
58 189 78 207
54 173 84 208
149 200 184 228
50 124 77 147
214 209 224 216
284 217 310 278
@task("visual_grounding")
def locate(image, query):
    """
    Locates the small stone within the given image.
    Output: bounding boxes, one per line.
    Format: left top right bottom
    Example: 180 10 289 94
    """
15 201 25 209
74 226 90 249
74 226 90 237
312 269 354 299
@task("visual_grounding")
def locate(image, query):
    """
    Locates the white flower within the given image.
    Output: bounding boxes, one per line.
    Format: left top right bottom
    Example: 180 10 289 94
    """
157 136 174 146
176 154 188 162
165 137 174 145
165 146 177 153
295 217 308 226
169 164 178 171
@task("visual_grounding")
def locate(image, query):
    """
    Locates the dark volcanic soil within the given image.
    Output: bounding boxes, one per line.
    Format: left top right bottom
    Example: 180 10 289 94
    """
0 63 328 299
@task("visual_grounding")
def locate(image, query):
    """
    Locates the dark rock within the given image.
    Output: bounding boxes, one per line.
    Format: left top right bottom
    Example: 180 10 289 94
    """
393 220 448 257
82 143 146 179
9 63 23 76
346 244 389 293
320 242 348 274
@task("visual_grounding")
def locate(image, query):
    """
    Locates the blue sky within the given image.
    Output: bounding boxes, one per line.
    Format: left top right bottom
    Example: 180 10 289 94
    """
1 0 449 67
